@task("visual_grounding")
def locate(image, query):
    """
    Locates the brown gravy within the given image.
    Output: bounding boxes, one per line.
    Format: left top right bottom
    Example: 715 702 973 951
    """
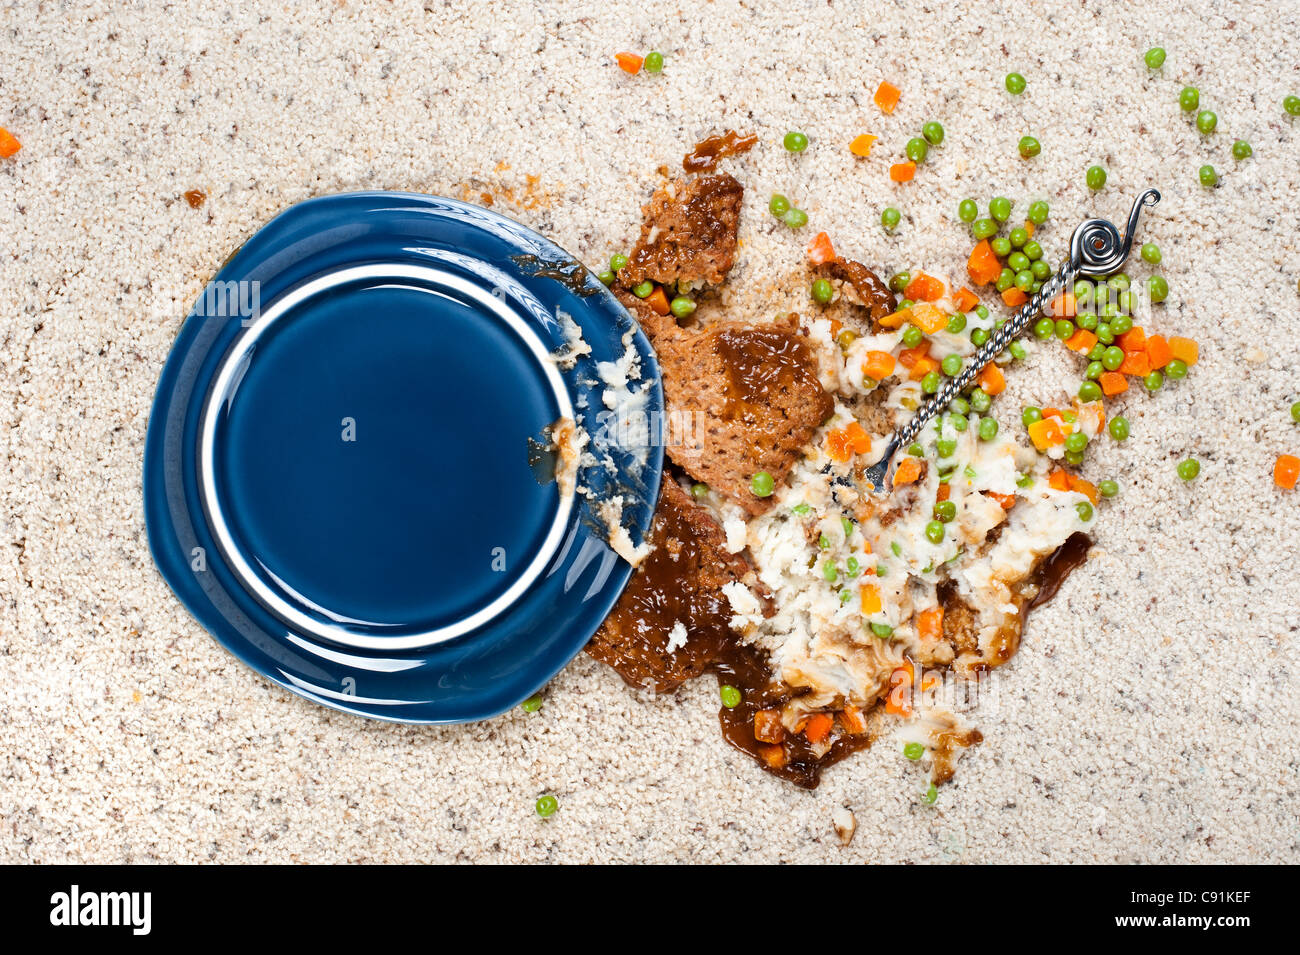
509 253 600 297
683 130 759 173
714 326 834 425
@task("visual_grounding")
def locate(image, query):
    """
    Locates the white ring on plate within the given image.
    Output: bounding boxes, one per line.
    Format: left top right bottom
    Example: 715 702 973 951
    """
197 263 576 651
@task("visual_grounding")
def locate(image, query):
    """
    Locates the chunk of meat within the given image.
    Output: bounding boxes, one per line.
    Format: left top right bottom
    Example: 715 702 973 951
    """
621 174 743 288
586 477 769 692
817 257 897 328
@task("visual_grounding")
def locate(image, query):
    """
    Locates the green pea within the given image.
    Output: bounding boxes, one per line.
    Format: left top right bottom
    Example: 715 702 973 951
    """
1232 139 1252 160
1100 345 1124 371
1177 458 1200 481
976 304 990 318
991 236 1012 258
1180 86 1200 112
1286 95 1300 116
870 622 895 639
767 194 790 217
644 50 664 73
1010 340 1028 360
958 198 978 222
819 533 831 550
947 313 967 334
949 413 968 432
1031 281 1043 293
1017 472 1035 488
1007 251 1029 272
521 694 543 713
842 516 854 538
1064 449 1085 466
1085 360 1104 380
1109 415 1130 441
1196 110 1217 135
904 742 925 761
1005 72 1026 95
994 269 1013 293
822 560 838 582
882 206 901 231
1018 135 1041 159
1065 431 1089 453
902 324 924 348
990 196 1012 222
1108 272 1130 291
1198 164 1218 187
596 269 615 285
921 371 941 394
1075 501 1094 522
890 270 911 293
1055 319 1076 339
906 137 929 163
937 438 957 458
1027 201 1049 224
972 217 998 240
810 279 834 305
720 684 741 708
1141 242 1161 264
941 354 963 377
1033 317 1054 339
783 130 809 152
1079 313 1100 333
1015 270 1034 292
1144 370 1164 391
1166 358 1188 380
1023 240 1043 261
1111 314 1133 335
1096 322 1115 344
1290 401 1300 423
1086 165 1107 190
970 388 992 413
750 471 775 497
692 482 710 499
934 500 957 522
536 795 558 818
970 326 991 346
1144 47 1166 69
632 280 654 298
949 396 970 414
1099 479 1119 498
978 417 999 441
670 296 697 318
923 121 945 145
1078 380 1103 403
1031 259 1051 280
921 784 939 805
1022 406 1043 427
907 443 924 457
1148 275 1168 304
925 520 945 543
782 207 809 227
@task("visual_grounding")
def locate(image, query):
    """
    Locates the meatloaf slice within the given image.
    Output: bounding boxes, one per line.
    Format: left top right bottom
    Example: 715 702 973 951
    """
816 257 897 329
621 174 743 288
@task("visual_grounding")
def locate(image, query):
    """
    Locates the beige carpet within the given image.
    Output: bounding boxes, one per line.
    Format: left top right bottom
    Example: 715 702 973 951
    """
2 0 1298 863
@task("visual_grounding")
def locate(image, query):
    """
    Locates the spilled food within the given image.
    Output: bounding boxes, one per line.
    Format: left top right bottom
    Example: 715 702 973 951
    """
580 133 1194 796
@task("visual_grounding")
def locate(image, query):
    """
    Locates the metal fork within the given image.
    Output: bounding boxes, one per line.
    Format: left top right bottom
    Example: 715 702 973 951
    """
860 189 1161 493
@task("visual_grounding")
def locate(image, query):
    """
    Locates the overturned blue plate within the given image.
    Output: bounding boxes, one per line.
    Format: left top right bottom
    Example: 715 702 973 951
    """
144 192 663 722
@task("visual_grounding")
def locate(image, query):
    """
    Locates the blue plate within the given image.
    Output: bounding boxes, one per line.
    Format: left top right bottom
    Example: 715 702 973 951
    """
144 192 663 722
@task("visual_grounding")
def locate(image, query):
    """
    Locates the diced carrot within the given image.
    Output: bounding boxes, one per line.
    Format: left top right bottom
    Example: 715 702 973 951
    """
967 240 1001 287
878 307 910 330
1048 292 1077 318
1064 328 1098 353
1275 454 1300 490
977 362 1006 396
807 231 836 265
827 423 872 461
904 272 946 303
829 319 842 339
849 134 878 157
1042 407 1064 421
0 127 20 158
1117 325 1146 353
874 81 901 113
1068 475 1099 505
644 285 670 316
753 709 786 744
986 491 1016 510
1023 220 1035 238
1145 334 1173 370
826 429 853 463
1028 418 1066 451
885 666 913 717
893 457 923 485
840 705 868 735
1001 287 1029 307
908 354 939 381
908 302 948 333
803 712 834 745
1048 467 1071 492
952 287 980 313
935 482 951 502
862 350 896 382
844 421 872 455
1169 336 1199 366
897 340 931 370
890 161 916 182
615 52 643 74
860 583 882 614
1118 350 1150 377
757 744 789 768
1099 371 1128 396
917 606 944 642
